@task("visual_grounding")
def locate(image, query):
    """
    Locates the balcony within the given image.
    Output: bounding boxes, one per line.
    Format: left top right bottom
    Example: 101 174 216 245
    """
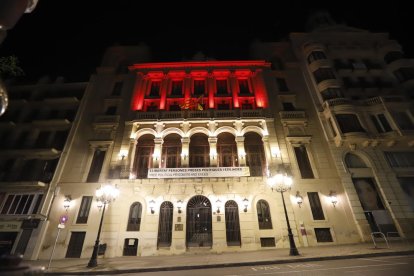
279 111 307 126
93 115 120 129
134 109 271 121
33 119 71 127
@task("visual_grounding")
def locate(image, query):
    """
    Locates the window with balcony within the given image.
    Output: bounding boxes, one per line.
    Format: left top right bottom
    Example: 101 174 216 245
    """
76 196 92 224
0 193 43 215
370 114 392 133
162 134 181 168
217 133 238 167
245 132 266 176
169 102 181 111
216 79 229 95
217 101 230 110
171 80 183 96
105 106 117 115
149 81 161 97
133 134 154 178
335 114 365 133
189 133 210 167
313 68 336 84
238 79 251 94
241 100 253 110
193 79 206 96
146 102 158 112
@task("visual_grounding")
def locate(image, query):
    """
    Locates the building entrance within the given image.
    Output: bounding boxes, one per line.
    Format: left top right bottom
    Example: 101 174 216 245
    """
186 195 212 247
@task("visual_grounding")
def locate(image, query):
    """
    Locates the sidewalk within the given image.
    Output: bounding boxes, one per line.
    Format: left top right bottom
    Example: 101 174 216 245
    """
22 241 414 275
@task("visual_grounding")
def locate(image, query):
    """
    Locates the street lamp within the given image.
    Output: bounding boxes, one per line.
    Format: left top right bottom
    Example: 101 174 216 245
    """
267 172 299 256
87 184 119 268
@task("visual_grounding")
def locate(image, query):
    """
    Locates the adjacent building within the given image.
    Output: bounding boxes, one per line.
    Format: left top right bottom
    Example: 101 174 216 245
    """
1 12 413 260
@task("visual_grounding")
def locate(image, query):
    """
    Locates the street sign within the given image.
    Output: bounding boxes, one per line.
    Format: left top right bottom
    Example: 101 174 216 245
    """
58 223 65 229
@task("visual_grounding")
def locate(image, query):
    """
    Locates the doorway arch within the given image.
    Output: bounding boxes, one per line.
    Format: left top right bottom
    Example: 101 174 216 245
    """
186 195 212 247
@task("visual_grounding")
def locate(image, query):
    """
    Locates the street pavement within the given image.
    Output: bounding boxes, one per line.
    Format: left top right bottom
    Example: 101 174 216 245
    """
20 239 414 275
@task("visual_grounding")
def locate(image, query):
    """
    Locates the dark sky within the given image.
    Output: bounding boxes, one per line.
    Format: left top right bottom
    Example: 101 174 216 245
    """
0 1 412 81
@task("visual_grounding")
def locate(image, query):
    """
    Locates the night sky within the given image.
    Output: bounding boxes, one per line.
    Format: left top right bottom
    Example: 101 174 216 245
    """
0 1 412 81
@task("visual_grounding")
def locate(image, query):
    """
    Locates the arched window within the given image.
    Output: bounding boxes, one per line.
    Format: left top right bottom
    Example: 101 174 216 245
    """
225 200 241 246
127 202 142 231
134 134 154 178
345 153 368 168
256 200 272 229
157 201 173 248
217 133 238 167
189 133 210 167
162 134 182 168
244 132 266 176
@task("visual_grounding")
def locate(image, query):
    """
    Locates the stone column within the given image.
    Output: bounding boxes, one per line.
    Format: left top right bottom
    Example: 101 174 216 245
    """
208 137 218 166
181 137 190 167
235 136 246 166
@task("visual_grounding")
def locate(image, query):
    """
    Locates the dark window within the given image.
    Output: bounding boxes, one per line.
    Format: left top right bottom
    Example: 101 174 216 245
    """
157 201 173 247
217 133 238 167
105 106 117 115
146 103 158 112
335 114 365 133
225 200 241 246
321 88 343 101
127 202 142 231
171 80 183 96
396 177 414 211
394 67 414 82
276 78 289 91
194 80 206 96
216 79 229 95
0 193 43 215
370 114 392 133
384 51 404 64
123 238 138 256
112 82 123 96
307 51 327 64
169 103 181 111
294 146 314 179
260 237 276 247
52 131 69 150
315 228 333 242
238 79 251 94
257 200 272 229
384 152 414 168
308 192 325 220
313 68 336 84
76 196 92 224
392 112 414 130
241 101 253 109
282 102 295 111
35 131 51 148
162 134 181 168
217 101 230 110
149 81 161 97
189 134 210 167
87 149 106 182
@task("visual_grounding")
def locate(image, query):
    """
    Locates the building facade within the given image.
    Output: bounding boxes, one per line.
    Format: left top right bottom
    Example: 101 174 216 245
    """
2 14 414 261
0 76 87 259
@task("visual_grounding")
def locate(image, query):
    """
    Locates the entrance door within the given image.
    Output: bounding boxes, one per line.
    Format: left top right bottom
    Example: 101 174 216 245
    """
186 195 212 247
66 232 86 258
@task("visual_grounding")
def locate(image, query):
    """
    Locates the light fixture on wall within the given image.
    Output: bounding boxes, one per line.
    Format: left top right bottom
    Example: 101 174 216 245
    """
181 153 188 160
243 198 249 212
177 200 183 214
149 200 156 214
216 199 222 214
152 153 160 161
329 191 338 207
239 152 246 160
295 191 303 208
63 196 72 211
271 147 281 158
118 149 128 160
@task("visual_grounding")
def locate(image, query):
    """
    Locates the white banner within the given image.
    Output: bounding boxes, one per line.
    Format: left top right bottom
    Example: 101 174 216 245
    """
148 167 250 178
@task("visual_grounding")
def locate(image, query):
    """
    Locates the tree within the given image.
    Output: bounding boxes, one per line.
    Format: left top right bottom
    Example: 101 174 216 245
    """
0 55 24 78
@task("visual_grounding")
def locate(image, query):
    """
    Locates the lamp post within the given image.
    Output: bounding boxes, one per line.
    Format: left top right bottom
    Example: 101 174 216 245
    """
87 184 119 268
267 173 299 256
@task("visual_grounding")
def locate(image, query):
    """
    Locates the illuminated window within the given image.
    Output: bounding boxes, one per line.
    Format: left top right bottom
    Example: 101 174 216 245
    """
245 132 266 176
189 134 210 167
217 133 238 167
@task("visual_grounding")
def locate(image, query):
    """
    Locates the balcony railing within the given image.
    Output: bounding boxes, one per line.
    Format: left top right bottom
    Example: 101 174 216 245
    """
134 109 271 120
